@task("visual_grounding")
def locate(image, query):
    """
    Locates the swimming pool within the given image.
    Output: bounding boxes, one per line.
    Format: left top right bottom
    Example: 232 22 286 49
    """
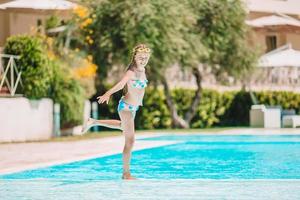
1 134 300 199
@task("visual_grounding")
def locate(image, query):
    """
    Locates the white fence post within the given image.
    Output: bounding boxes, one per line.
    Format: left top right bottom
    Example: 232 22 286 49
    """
0 54 22 96
53 103 61 137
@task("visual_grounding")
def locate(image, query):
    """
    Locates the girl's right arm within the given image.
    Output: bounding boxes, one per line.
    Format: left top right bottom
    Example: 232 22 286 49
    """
97 70 134 104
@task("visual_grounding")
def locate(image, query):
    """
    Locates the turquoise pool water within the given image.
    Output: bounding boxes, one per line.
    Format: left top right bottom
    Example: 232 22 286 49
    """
1 134 300 199
2 135 300 180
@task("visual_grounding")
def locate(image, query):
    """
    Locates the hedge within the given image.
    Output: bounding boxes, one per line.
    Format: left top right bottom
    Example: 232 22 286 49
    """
98 86 300 129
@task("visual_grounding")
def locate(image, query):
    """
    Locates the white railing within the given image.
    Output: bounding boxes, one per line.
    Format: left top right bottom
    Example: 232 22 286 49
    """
0 53 22 96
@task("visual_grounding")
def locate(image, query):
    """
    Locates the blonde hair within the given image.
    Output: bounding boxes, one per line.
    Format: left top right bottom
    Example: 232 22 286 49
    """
126 44 151 72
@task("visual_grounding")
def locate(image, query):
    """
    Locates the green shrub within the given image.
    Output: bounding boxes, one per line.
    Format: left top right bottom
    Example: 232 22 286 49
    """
137 87 171 129
4 35 52 99
49 60 85 128
4 34 85 128
96 86 300 129
219 91 252 126
45 15 60 30
171 89 232 128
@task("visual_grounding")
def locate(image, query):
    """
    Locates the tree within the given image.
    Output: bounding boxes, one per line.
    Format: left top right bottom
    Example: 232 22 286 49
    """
85 0 205 127
86 0 204 82
85 0 257 128
191 0 257 79
162 0 257 128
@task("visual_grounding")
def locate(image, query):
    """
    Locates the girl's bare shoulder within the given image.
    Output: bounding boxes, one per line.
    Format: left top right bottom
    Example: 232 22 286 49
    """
124 69 135 79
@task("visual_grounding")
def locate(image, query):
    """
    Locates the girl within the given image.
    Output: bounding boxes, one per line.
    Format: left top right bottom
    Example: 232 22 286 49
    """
81 44 151 180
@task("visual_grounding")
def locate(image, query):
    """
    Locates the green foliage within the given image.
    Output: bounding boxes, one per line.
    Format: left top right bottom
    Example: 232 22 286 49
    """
256 91 300 112
81 0 258 129
4 35 52 99
137 87 171 129
46 15 61 30
85 0 257 84
4 34 86 128
87 0 204 81
99 88 300 129
172 89 234 128
49 61 85 128
220 91 252 126
83 0 258 128
191 0 257 79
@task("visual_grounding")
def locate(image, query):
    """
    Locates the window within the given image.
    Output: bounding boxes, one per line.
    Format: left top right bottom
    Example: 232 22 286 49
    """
37 19 42 26
266 35 277 52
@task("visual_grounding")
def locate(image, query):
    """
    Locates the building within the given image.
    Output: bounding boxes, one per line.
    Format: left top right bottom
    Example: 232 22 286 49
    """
245 0 300 91
245 0 300 52
0 0 77 49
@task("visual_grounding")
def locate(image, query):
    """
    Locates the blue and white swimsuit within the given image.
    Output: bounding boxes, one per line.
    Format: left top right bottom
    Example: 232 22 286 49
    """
117 79 148 118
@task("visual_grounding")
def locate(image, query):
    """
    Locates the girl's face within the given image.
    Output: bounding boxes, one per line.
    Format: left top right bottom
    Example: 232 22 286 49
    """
135 52 150 68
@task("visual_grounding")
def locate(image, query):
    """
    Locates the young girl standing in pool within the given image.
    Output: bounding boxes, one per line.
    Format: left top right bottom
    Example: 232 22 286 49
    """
82 44 151 180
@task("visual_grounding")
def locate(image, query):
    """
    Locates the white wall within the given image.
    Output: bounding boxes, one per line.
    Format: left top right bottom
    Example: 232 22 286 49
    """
0 97 53 142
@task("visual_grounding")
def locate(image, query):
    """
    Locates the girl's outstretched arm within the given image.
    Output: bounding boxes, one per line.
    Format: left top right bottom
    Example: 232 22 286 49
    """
97 70 134 104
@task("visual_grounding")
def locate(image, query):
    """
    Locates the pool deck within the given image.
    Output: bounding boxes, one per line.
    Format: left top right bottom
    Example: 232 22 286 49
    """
1 128 300 175
214 128 300 135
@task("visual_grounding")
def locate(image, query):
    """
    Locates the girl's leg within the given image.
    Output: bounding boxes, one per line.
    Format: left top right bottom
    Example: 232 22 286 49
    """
90 118 122 130
81 118 122 134
118 110 136 180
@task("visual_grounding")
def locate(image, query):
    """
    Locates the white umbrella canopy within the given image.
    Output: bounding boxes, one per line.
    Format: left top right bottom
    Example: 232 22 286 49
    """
0 0 77 10
258 44 300 67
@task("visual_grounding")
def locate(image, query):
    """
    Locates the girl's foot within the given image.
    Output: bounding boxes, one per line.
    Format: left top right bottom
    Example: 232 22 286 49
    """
122 172 137 180
81 118 95 134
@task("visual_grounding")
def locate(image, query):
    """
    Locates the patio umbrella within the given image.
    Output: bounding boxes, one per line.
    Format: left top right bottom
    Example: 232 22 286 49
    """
0 0 77 10
258 44 300 68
